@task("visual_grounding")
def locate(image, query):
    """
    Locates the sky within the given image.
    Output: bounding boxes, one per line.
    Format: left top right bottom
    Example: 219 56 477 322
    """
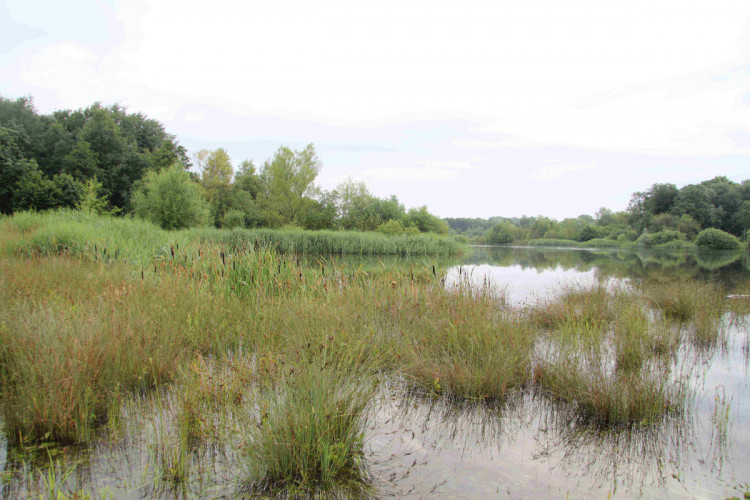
2 0 749 219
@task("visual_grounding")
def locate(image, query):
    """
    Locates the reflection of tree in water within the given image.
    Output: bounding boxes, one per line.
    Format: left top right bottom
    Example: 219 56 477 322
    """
463 247 749 290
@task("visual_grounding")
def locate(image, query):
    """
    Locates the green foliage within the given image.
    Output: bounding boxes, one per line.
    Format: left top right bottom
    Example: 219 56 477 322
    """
234 159 261 199
77 176 117 215
579 224 609 242
636 230 684 248
0 96 188 213
132 164 211 230
528 238 580 247
221 209 247 229
377 219 418 236
694 228 741 250
485 220 517 244
259 144 321 225
735 201 750 241
404 205 448 234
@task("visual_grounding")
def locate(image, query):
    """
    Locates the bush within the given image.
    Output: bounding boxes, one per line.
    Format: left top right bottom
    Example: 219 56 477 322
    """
695 228 741 250
222 209 246 229
636 230 684 248
377 219 407 235
132 164 211 230
578 225 608 242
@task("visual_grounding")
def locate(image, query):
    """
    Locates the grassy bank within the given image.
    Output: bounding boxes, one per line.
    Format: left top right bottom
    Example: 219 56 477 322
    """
0 209 741 496
3 209 464 264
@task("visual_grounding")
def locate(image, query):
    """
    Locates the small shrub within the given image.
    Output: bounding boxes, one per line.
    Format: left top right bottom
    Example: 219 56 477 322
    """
695 228 740 251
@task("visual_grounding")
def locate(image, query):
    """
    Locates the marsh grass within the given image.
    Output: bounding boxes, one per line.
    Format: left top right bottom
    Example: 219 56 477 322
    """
244 343 382 497
530 282 614 334
534 357 687 428
0 256 255 444
402 303 535 400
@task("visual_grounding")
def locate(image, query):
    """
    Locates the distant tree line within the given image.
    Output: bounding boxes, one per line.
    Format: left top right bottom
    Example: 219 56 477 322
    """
0 96 448 235
446 176 750 246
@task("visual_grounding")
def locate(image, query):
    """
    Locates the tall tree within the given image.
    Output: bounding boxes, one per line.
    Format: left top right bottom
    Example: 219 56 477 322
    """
259 144 321 225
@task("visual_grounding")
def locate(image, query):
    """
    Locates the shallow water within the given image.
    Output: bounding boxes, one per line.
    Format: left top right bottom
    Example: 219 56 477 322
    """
367 320 750 499
447 246 750 305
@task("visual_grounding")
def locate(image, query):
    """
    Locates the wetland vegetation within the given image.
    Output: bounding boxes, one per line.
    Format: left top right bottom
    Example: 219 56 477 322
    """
1 210 749 498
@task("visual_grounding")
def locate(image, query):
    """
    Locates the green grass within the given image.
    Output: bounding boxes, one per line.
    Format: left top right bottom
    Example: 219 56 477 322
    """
2 209 463 263
535 359 687 427
245 349 380 496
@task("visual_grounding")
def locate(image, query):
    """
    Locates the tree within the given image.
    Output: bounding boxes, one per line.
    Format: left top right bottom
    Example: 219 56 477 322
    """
646 183 679 214
735 201 750 241
196 148 233 186
77 176 116 215
671 184 717 229
259 144 321 225
195 148 234 226
595 207 615 226
404 206 448 234
486 221 517 244
234 160 261 199
132 163 210 230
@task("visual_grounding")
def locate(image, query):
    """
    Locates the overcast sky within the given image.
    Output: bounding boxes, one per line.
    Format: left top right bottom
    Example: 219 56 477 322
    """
2 0 749 219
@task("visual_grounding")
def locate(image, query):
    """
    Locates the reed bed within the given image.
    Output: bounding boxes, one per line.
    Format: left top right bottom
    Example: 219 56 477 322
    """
2 209 463 263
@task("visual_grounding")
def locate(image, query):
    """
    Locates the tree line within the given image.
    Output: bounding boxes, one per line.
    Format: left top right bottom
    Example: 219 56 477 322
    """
0 96 447 235
446 176 750 247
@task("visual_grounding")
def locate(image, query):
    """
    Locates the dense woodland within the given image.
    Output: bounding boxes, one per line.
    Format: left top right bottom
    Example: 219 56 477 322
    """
0 96 447 236
1 96 748 249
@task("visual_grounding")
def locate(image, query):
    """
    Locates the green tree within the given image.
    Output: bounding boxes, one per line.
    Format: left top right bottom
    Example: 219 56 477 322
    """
234 160 261 199
259 144 321 225
486 221 517 244
132 163 210 230
671 184 717 229
195 148 235 226
735 201 750 241
77 176 116 215
404 206 448 234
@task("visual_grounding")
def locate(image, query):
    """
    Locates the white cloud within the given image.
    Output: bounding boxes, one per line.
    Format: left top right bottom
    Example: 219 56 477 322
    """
530 163 596 182
337 166 461 185
183 109 206 124
416 160 475 170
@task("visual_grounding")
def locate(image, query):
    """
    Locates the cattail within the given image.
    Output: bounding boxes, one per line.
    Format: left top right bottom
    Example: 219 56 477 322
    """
170 245 174 258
